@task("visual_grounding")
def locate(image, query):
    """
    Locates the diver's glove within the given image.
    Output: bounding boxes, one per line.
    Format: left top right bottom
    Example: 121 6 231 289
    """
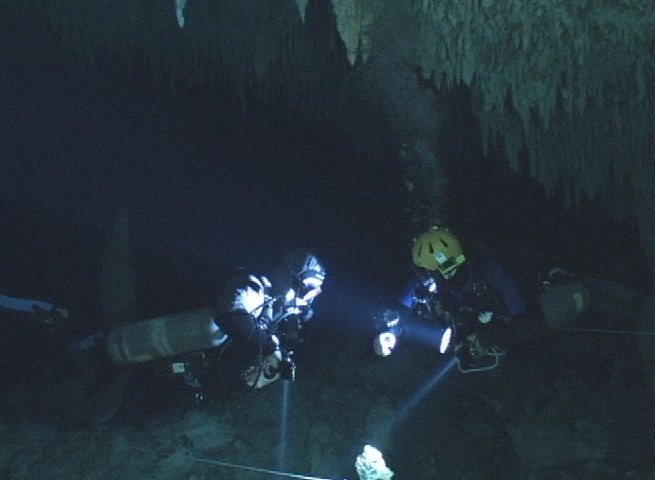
262 351 281 377
459 307 498 325
33 305 68 324
478 311 511 325
285 296 314 321
478 311 493 324
372 309 402 357
373 332 397 357
243 336 283 389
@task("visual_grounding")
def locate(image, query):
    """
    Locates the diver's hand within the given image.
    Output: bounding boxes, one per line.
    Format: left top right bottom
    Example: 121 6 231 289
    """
478 311 493 324
243 350 283 389
373 332 397 357
477 311 510 324
262 351 281 377
285 298 314 321
33 305 69 330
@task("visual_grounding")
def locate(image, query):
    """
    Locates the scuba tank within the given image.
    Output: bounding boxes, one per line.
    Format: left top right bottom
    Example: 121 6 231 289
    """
105 307 227 366
538 281 592 330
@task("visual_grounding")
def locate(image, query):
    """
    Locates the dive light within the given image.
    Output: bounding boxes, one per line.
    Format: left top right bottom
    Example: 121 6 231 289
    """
278 351 296 381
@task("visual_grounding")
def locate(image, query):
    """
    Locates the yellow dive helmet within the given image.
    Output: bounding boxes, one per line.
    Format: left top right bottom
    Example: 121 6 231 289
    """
412 226 466 277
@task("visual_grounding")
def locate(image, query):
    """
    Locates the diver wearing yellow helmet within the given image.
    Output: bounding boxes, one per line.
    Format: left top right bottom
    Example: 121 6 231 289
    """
373 225 591 373
374 226 530 372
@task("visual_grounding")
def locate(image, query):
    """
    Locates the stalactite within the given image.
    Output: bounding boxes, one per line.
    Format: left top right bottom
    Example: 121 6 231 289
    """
295 0 310 22
1 0 348 122
331 0 378 66
416 0 655 207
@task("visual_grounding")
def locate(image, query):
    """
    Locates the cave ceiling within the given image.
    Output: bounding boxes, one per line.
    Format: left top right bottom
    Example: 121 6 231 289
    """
3 0 655 266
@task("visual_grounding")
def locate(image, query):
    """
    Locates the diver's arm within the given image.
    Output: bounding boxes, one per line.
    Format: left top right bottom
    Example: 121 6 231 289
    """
214 310 278 355
0 293 57 314
485 258 527 317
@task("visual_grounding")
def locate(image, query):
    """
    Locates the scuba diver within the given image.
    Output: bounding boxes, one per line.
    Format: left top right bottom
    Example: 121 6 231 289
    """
101 249 326 397
209 249 326 390
372 226 592 373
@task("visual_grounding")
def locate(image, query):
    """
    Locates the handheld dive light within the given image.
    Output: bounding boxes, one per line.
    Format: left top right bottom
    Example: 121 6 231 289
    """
278 351 296 381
